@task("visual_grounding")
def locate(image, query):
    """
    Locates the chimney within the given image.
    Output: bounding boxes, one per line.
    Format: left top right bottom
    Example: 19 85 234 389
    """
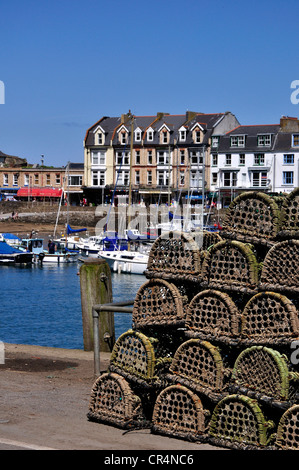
280 116 299 132
121 112 132 124
186 111 197 121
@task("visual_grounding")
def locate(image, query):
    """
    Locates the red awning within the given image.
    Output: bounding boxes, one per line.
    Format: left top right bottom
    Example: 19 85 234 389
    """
17 187 63 198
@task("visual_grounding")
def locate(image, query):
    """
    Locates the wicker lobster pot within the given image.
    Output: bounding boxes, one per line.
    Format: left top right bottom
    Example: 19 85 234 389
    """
240 291 299 346
260 239 299 295
208 394 275 449
132 278 186 330
152 384 208 441
166 339 231 402
146 230 224 282
221 191 281 246
109 329 171 388
277 187 299 240
276 404 299 449
146 231 202 280
87 372 146 429
201 239 259 294
230 346 299 407
185 289 240 345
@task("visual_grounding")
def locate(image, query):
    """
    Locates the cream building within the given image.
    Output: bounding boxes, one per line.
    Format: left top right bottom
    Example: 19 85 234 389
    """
83 111 240 205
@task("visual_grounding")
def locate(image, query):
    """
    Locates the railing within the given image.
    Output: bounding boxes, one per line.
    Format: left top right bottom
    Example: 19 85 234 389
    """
92 300 134 376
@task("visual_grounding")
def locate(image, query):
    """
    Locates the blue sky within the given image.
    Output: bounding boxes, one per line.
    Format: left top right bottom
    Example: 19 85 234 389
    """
1 0 299 167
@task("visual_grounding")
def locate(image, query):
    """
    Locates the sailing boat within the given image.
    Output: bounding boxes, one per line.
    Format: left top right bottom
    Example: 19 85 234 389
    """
40 163 81 263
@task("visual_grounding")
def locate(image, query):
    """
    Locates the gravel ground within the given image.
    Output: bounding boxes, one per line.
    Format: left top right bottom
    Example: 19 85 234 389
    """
0 343 221 451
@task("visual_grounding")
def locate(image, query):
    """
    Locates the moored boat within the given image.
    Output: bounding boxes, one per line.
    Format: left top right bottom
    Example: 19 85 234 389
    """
19 237 78 264
98 249 148 275
0 236 33 265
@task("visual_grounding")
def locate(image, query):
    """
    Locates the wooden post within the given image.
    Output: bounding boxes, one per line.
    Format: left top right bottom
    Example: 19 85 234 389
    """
80 258 115 352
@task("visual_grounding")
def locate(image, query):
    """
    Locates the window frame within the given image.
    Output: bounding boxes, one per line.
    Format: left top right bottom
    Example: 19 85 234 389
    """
147 129 154 142
283 154 294 165
92 151 106 165
252 171 268 187
116 151 130 166
225 154 232 166
92 170 105 187
254 153 265 166
257 134 271 147
230 135 245 148
292 134 299 147
283 171 294 185
179 129 186 142
135 150 140 165
223 171 237 187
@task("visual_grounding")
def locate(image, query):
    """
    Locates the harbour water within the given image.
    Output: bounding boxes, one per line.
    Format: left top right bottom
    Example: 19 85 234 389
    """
0 261 145 350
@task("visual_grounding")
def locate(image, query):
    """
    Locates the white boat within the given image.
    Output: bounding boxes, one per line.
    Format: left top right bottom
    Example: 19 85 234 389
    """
39 251 78 264
0 232 22 247
77 235 105 257
98 249 149 275
77 231 129 258
53 225 88 251
0 236 33 265
19 237 78 264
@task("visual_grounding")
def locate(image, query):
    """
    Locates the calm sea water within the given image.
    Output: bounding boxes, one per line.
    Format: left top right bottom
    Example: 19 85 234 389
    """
0 262 145 349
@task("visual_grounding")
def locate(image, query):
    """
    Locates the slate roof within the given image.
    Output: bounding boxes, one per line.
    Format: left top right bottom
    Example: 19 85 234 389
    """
274 130 299 152
84 112 228 148
68 162 84 170
217 124 280 153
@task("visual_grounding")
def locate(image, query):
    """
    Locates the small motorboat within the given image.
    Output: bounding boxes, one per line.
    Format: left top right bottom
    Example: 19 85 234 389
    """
0 236 33 265
19 237 78 264
98 249 149 275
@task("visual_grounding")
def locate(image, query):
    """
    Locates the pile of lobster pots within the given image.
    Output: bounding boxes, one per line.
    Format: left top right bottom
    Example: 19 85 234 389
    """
87 188 299 450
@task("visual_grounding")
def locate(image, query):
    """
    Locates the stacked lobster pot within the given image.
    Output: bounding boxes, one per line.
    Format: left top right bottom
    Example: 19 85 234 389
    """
88 188 299 450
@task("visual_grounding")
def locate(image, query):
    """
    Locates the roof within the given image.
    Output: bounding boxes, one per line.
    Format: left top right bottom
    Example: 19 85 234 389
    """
217 124 280 153
84 112 231 148
225 124 280 135
68 162 84 170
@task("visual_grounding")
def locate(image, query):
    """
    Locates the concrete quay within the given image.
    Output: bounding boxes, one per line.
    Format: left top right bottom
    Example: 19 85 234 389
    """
0 343 220 451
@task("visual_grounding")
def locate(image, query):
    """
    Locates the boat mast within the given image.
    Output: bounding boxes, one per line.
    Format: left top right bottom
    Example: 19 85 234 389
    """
53 164 68 238
128 112 134 251
201 145 206 232
66 161 70 246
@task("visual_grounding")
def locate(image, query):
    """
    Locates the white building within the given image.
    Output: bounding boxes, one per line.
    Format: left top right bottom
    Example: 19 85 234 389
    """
211 116 299 207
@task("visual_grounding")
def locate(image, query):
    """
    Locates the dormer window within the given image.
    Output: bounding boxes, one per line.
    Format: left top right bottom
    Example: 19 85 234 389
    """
191 125 203 144
292 134 299 147
230 135 245 147
117 125 129 145
135 128 142 142
257 134 271 147
93 125 105 146
179 127 187 142
211 136 220 148
159 125 170 144
147 128 154 141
